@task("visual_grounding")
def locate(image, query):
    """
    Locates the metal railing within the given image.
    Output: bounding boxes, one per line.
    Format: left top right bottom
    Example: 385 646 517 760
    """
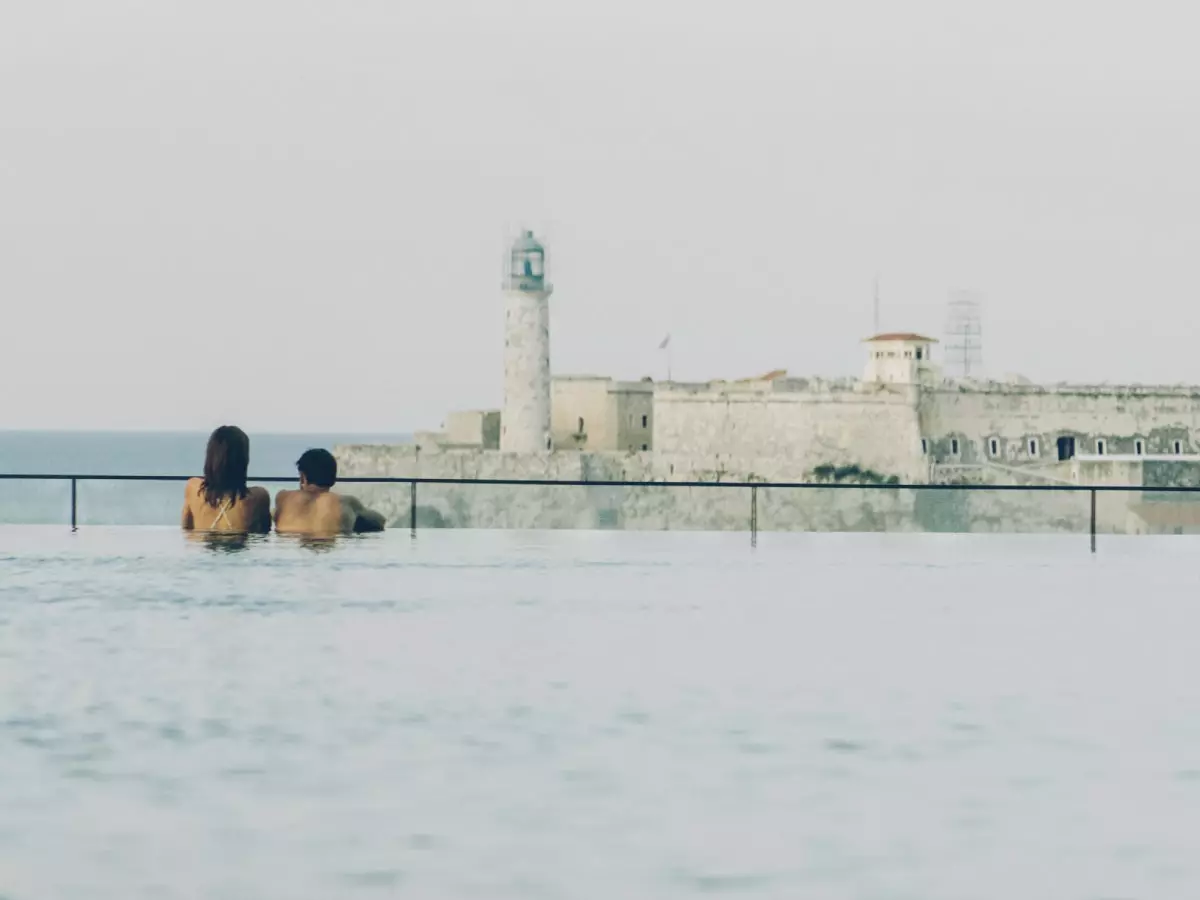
6 472 1200 552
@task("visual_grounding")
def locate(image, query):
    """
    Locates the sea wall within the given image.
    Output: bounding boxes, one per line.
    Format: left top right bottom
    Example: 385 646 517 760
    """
333 444 1112 535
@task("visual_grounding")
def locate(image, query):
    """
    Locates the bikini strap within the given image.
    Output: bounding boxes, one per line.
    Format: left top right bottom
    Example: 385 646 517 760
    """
210 498 232 531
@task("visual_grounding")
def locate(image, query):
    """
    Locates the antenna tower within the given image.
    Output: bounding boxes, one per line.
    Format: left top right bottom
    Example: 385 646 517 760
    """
944 290 983 378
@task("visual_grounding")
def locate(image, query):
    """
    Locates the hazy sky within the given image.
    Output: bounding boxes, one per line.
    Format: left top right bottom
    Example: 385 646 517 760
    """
2 1 1198 431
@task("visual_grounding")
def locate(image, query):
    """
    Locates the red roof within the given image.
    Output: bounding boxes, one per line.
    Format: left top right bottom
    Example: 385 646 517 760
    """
863 332 938 343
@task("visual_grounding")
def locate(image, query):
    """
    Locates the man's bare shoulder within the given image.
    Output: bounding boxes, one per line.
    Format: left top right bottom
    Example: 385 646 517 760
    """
273 489 311 516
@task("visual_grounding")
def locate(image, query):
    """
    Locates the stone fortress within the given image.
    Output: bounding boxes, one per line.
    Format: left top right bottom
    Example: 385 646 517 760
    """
336 233 1200 533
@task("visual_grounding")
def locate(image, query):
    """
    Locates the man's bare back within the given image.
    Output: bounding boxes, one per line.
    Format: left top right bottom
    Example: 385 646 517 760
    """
274 448 386 536
274 489 357 535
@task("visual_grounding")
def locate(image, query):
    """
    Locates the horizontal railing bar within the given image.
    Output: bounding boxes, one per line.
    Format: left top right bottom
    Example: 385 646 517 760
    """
0 473 1198 493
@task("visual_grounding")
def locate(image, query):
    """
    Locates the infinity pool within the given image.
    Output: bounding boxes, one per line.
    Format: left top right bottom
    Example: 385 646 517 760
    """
3 527 1200 898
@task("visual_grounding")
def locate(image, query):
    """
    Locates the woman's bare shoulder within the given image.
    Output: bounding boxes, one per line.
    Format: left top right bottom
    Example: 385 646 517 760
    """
184 477 203 497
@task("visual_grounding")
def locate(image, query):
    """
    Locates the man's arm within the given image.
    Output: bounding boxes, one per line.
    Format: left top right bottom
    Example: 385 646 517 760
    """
343 494 386 532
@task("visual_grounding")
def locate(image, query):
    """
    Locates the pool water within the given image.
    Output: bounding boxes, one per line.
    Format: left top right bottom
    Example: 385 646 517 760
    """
3 527 1200 898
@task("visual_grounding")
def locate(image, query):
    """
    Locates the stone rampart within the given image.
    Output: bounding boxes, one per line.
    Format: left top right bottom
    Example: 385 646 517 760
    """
652 381 925 483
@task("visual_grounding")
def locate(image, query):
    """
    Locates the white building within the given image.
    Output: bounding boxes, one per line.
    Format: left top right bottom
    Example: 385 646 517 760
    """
862 333 939 385
551 377 653 452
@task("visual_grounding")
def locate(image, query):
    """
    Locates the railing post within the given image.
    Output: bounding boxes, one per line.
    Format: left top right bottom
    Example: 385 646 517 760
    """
71 477 77 532
750 485 758 547
410 481 417 537
1090 488 1096 554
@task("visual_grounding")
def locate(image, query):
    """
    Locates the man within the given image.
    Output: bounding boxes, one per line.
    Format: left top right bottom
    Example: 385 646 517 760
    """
274 448 387 535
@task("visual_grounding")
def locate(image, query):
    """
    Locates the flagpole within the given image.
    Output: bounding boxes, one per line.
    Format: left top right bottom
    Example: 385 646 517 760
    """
874 273 880 334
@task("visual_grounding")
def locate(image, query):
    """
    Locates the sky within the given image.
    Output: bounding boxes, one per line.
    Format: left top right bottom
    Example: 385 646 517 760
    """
1 0 1198 432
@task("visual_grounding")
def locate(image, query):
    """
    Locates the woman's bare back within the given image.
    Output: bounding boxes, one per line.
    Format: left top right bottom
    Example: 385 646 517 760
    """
182 478 271 533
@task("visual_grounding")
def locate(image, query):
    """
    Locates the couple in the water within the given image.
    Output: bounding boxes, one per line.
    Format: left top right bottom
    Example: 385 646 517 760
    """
180 425 386 536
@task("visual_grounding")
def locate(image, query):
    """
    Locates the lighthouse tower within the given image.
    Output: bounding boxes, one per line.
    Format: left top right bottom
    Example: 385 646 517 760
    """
501 230 554 452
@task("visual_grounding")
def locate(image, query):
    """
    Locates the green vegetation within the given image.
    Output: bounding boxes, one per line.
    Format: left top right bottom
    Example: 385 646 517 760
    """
810 464 900 485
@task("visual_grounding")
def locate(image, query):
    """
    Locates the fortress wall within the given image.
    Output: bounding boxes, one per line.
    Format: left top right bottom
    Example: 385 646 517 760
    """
921 385 1200 464
652 384 925 481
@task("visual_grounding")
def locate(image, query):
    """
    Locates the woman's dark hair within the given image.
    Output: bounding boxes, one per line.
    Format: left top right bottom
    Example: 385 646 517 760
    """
201 425 251 507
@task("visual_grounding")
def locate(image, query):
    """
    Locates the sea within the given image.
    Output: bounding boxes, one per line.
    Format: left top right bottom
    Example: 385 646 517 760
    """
0 430 408 526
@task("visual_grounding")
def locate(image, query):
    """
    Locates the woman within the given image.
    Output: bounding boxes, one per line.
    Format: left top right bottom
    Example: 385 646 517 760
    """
181 426 271 533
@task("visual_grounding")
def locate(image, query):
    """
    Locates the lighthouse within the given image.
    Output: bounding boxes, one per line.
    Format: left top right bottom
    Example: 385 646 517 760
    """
501 230 554 452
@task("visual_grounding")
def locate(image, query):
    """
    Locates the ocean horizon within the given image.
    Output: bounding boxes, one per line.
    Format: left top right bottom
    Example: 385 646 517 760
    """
0 431 411 526
0 430 412 477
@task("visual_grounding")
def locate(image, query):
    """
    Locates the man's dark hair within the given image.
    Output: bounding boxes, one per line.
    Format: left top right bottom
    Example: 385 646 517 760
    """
296 448 337 488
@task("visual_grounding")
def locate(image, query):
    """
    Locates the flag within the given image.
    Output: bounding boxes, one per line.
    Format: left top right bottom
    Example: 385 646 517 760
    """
658 333 671 350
